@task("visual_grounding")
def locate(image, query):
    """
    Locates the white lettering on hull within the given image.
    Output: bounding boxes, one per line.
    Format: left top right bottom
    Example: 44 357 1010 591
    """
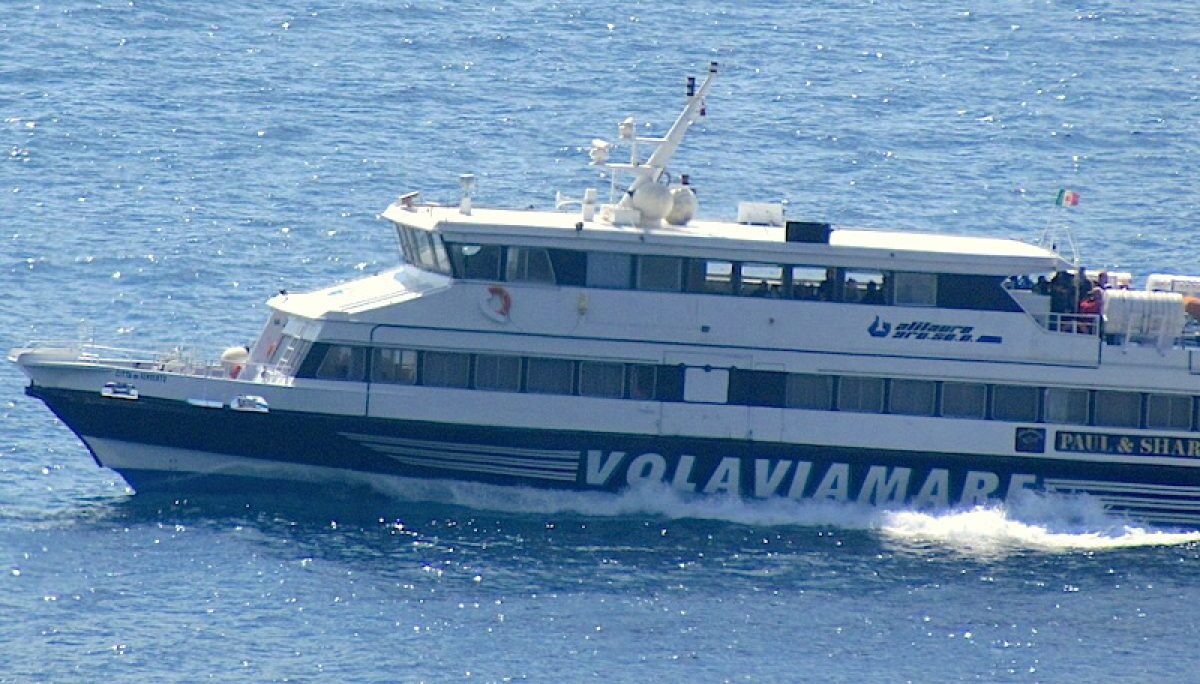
583 451 1039 510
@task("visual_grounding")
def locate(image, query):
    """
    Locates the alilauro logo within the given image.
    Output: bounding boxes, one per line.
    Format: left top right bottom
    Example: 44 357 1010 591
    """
867 316 1003 344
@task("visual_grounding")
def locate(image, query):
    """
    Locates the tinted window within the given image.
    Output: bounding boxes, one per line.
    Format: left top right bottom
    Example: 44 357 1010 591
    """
474 354 521 392
549 250 587 287
1147 394 1193 430
893 272 937 307
628 365 657 400
785 374 834 410
637 256 683 292
694 260 735 294
1094 391 1142 428
579 361 625 398
314 345 366 382
941 382 987 418
586 252 633 288
421 351 470 388
654 365 685 402
526 358 575 395
889 379 936 416
790 266 832 301
372 348 417 384
992 385 1039 422
729 369 786 407
838 377 884 413
1044 388 1089 425
506 247 555 283
450 244 502 280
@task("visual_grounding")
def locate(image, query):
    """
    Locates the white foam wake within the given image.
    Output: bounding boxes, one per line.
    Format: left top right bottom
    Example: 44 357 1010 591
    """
366 476 1200 552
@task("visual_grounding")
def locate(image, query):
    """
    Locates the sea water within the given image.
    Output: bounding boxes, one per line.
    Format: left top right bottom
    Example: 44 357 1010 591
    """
2 1 1199 681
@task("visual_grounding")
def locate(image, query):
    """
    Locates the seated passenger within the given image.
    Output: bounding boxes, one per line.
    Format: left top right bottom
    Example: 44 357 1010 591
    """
861 281 885 305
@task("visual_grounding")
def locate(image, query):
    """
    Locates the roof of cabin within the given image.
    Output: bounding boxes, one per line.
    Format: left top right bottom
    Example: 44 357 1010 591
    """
382 203 1069 276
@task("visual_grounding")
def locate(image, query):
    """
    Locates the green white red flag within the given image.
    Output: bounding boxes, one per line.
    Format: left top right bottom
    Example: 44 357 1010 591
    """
1055 189 1080 207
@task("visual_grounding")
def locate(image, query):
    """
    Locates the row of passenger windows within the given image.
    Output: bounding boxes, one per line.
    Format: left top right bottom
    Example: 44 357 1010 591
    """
727 369 1196 431
393 224 1019 312
298 343 683 401
297 342 1198 431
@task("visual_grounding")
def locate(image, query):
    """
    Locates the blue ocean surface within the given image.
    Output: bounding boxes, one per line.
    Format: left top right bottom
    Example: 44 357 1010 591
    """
2 1 1200 681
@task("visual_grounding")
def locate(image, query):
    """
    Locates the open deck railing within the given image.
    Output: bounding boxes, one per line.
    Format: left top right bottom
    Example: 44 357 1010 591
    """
1031 312 1100 336
25 342 295 385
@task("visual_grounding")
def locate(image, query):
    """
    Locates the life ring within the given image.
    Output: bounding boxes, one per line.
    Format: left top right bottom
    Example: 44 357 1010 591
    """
480 285 512 322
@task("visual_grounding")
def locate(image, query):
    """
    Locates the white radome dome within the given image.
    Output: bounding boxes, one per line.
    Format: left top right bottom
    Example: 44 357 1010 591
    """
629 182 673 223
666 186 698 225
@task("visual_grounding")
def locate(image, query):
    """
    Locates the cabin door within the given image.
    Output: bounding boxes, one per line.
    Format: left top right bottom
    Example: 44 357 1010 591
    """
660 352 752 440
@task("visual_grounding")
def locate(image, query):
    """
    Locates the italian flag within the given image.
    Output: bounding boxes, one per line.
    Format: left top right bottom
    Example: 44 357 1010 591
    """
1056 189 1080 207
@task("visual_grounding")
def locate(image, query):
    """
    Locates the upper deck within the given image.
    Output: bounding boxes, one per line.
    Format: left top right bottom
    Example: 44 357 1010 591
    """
382 203 1068 278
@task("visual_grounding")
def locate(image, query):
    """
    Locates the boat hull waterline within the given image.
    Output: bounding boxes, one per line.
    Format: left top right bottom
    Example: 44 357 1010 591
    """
30 385 1200 525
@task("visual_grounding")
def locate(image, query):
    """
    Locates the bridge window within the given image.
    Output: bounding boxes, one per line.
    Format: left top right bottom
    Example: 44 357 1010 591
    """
579 361 626 398
1094 391 1142 428
889 379 936 416
526 358 575 395
1147 394 1193 430
506 247 555 283
636 256 683 292
372 348 417 385
1044 388 1089 425
941 382 987 419
837 376 885 413
449 244 502 280
474 354 522 392
992 385 1039 422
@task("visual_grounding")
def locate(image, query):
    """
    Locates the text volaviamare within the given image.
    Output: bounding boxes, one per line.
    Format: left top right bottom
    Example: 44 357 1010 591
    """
584 451 1038 507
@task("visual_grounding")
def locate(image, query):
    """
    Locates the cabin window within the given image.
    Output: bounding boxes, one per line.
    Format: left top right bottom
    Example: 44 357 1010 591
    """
579 361 626 398
449 244 502 280
421 351 471 388
1044 388 1089 425
371 348 417 385
1147 394 1193 430
628 365 658 400
525 358 575 395
654 365 686 402
941 382 988 419
740 263 783 298
549 250 587 287
844 270 887 305
413 230 446 273
690 260 736 294
729 369 786 407
506 247 555 283
888 379 936 416
936 275 1022 312
893 272 937 307
837 376 885 413
313 345 367 382
789 266 832 301
636 256 683 292
785 374 834 410
586 253 633 289
474 354 522 392
1094 391 1142 428
992 385 1039 422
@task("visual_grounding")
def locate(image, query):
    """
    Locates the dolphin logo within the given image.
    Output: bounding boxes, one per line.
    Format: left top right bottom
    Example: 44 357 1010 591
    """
868 316 892 338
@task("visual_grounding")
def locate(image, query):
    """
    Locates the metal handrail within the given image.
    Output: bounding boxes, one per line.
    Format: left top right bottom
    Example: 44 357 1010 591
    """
1031 312 1100 336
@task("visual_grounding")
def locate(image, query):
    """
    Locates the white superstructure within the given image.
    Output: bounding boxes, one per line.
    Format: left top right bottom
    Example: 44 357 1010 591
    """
13 63 1200 525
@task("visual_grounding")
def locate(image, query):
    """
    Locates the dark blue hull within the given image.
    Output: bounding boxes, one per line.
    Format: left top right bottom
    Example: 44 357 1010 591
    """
27 385 1200 525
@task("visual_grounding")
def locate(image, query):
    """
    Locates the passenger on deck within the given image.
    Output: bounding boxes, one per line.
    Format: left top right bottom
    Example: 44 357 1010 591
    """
861 281 885 305
1078 287 1102 334
1033 275 1050 295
